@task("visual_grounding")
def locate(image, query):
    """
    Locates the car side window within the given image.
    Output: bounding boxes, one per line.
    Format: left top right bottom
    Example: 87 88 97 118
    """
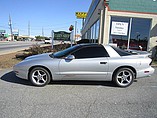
71 46 109 59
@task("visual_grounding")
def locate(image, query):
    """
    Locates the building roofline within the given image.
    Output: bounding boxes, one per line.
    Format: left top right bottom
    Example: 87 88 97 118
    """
108 9 157 15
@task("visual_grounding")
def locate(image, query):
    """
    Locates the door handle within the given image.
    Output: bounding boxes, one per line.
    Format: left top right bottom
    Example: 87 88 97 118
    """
100 62 107 64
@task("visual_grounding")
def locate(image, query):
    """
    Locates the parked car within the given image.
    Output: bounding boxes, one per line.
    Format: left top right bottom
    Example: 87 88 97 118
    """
44 38 52 44
13 44 154 87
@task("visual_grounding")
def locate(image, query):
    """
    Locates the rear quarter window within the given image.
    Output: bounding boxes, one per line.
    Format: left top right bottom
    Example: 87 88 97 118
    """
111 46 131 56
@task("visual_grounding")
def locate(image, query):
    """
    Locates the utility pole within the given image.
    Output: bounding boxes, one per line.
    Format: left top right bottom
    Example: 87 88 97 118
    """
9 14 13 41
28 21 30 36
51 30 54 49
82 18 85 28
75 21 77 42
42 27 44 37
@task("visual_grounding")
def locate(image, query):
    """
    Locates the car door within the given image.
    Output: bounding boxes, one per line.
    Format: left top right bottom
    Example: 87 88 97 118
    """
59 45 109 81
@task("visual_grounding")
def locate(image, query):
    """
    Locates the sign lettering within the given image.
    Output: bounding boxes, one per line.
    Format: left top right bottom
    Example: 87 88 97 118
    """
54 31 70 41
111 21 128 36
75 12 87 19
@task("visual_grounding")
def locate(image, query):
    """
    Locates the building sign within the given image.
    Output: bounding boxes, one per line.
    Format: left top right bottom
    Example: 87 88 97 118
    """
13 29 19 36
0 30 6 33
54 31 70 41
75 12 87 19
4 34 9 37
111 21 128 36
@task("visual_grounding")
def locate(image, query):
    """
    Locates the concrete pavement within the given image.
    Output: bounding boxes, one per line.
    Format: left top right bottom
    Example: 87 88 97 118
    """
0 67 157 118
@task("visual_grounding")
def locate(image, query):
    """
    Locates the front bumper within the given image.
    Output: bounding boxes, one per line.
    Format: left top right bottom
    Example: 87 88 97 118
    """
13 66 28 80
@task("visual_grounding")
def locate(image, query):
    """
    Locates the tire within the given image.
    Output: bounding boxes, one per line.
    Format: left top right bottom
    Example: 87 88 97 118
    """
29 67 51 87
113 68 134 87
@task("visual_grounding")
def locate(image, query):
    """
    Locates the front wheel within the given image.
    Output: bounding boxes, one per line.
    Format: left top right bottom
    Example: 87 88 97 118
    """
29 67 51 87
113 68 134 87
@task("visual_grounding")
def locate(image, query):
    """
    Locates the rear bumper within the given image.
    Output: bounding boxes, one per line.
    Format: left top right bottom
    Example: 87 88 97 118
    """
136 66 155 78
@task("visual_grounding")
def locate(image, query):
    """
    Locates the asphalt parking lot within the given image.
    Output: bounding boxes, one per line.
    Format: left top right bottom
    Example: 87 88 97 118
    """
0 68 157 118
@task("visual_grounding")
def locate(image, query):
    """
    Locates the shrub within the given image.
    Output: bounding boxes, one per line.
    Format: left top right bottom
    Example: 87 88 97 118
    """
28 44 45 55
54 43 70 52
16 43 70 59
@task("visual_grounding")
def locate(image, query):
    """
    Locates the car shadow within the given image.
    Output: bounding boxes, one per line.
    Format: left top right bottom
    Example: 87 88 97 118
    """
1 71 116 87
0 71 31 86
50 78 116 87
51 80 115 87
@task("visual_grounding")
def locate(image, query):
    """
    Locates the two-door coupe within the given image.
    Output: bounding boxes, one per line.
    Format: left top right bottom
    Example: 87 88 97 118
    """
13 44 155 87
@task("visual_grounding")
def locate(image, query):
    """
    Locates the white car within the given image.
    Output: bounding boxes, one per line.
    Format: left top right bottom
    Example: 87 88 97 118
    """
13 44 155 87
44 38 52 44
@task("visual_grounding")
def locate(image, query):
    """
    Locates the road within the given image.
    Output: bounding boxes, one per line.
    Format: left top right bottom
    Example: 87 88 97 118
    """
0 41 46 55
0 68 157 118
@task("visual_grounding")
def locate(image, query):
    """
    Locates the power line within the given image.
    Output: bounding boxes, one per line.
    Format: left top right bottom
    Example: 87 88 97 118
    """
1 20 82 36
1 20 80 30
0 25 9 28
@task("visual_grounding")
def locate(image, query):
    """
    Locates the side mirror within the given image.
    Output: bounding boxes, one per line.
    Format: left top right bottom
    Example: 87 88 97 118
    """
65 55 75 60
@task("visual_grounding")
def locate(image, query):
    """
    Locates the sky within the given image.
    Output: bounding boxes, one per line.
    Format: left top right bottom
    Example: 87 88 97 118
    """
0 0 91 37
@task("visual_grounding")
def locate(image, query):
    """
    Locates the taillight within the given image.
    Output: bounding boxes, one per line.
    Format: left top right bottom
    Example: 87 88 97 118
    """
144 71 150 73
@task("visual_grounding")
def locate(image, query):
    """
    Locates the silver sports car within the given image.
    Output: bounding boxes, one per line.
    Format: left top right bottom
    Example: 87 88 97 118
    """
13 44 155 87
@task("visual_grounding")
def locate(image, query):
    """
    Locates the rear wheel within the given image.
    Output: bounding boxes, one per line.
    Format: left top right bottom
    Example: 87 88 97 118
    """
29 67 51 87
113 68 134 87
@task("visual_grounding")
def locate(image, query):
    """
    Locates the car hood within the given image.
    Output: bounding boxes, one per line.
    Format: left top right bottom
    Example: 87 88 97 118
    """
25 53 52 61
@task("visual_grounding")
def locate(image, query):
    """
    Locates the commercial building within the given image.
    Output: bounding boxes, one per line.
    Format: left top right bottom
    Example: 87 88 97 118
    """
81 0 157 51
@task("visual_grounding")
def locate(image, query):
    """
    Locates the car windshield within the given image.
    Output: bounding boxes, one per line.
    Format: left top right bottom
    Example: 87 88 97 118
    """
52 45 80 58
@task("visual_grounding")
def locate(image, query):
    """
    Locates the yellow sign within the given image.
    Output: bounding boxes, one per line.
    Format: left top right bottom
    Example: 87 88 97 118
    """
75 12 87 19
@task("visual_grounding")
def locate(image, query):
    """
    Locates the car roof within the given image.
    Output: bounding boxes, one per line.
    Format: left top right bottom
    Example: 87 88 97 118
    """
77 43 113 49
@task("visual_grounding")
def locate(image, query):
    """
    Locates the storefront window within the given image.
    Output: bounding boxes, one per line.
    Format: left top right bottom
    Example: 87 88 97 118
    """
109 17 130 49
87 29 91 40
109 16 151 51
91 25 94 41
84 32 87 39
130 18 151 51
92 24 96 43
89 20 100 43
95 20 100 43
